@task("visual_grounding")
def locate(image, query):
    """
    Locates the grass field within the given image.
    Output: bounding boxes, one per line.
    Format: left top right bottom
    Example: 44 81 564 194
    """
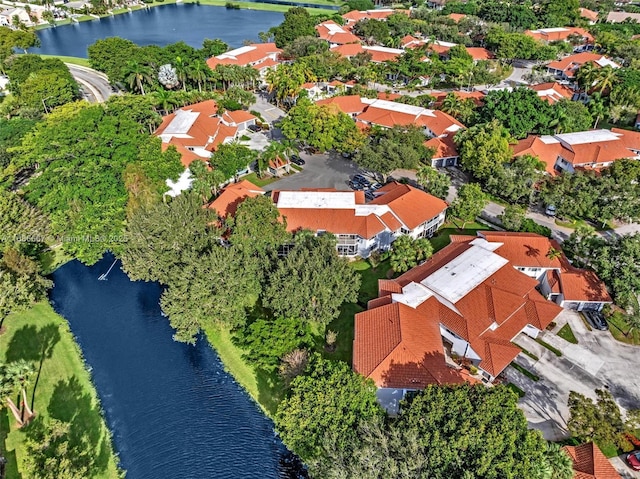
557 323 578 344
242 172 280 188
607 311 640 345
0 303 121 479
186 0 335 14
39 54 91 67
429 221 491 252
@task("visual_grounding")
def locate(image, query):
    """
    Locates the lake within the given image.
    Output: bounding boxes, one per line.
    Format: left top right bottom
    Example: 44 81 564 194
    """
50 254 304 479
33 3 285 57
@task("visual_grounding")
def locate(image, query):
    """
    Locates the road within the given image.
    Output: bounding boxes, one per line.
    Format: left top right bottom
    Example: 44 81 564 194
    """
66 64 113 103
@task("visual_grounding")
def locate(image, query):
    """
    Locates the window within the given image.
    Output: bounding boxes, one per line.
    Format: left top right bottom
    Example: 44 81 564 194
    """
400 228 410 235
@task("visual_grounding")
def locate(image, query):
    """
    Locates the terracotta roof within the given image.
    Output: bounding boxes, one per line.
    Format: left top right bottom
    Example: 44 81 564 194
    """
530 82 574 104
330 43 403 62
254 57 279 71
425 134 459 159
330 42 365 58
560 270 612 303
269 156 290 170
547 53 619 78
563 443 621 479
368 182 447 230
342 8 400 24
580 8 599 22
465 47 495 61
525 27 593 44
222 110 257 125
448 13 466 22
316 95 368 115
431 90 485 107
207 180 264 217
377 91 401 101
606 11 640 23
206 43 281 69
278 207 387 238
354 236 563 388
316 20 361 45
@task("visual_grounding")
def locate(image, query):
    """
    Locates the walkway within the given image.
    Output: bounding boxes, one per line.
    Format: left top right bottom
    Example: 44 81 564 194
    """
66 64 114 103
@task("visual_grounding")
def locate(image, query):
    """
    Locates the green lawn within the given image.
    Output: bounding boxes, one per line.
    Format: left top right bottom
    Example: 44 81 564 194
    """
0 303 121 479
190 0 335 13
535 338 563 357
429 221 491 252
242 172 280 188
39 55 91 67
510 362 540 381
607 311 640 345
557 323 578 344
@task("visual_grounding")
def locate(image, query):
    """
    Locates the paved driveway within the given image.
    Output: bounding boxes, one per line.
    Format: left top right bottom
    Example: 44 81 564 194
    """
508 310 640 443
263 152 362 192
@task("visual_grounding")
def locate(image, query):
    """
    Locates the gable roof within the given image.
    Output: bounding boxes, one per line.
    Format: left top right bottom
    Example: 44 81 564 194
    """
330 43 403 62
316 95 368 115
207 180 265 218
580 7 598 22
425 134 459 159
465 47 495 61
547 53 619 78
206 43 281 69
525 27 593 43
563 443 621 479
316 20 361 45
354 236 563 387
530 82 574 104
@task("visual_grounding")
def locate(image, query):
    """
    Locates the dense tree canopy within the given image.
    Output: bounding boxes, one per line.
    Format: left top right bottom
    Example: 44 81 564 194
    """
270 7 318 48
456 120 514 181
449 183 487 228
390 236 433 273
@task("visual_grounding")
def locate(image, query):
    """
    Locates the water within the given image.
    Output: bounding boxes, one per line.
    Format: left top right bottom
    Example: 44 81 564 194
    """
32 3 285 57
50 254 304 479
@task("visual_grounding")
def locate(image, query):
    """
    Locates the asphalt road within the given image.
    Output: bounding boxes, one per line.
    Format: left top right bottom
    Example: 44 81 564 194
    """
66 64 113 103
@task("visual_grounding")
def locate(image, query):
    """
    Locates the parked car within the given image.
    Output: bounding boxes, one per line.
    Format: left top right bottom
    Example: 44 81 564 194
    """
352 174 371 187
583 311 608 331
364 190 375 201
290 155 305 166
626 451 640 471
545 205 557 217
348 180 365 190
247 124 261 133
370 182 383 190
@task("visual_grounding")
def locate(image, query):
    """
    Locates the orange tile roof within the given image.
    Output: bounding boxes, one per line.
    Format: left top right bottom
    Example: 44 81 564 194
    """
530 82 574 104
431 90 485 107
278 208 387 238
547 53 619 78
580 7 599 22
206 43 281 69
268 156 290 170
448 13 466 22
425 134 458 159
356 102 464 134
316 20 361 45
342 8 399 23
465 47 495 61
354 235 563 387
563 443 621 479
525 27 593 44
377 91 401 101
315 95 368 115
207 180 265 218
222 109 257 125
330 42 365 58
368 182 447 230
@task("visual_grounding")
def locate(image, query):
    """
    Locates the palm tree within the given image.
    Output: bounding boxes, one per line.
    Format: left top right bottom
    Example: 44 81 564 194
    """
543 443 574 479
593 66 618 94
588 92 606 129
124 61 152 96
576 62 598 93
259 141 286 177
173 56 189 92
1 360 35 427
441 92 463 119
152 88 175 115
546 247 562 267
189 60 210 93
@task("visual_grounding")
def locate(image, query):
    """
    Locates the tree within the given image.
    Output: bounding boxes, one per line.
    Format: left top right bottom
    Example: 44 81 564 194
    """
271 7 317 48
568 389 626 449
211 143 256 180
455 120 514 181
449 183 487 228
124 60 152 95
121 193 217 285
354 19 390 45
416 166 450 199
390 236 434 273
281 100 365 153
266 62 314 107
202 38 228 57
160 245 260 342
188 60 209 93
275 355 382 461
500 204 526 231
0 360 35 426
19 71 79 113
486 154 545 205
279 348 309 386
343 0 374 11
227 195 290 258
282 36 328 59
543 443 574 479
479 88 555 139
263 233 360 326
552 99 593 134
440 92 476 124
234 317 314 373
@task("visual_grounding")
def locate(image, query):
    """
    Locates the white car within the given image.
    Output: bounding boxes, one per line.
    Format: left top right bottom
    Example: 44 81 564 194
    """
545 205 557 217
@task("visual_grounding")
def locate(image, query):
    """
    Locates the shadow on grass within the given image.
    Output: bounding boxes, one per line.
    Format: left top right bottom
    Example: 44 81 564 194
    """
0 410 20 479
256 370 285 417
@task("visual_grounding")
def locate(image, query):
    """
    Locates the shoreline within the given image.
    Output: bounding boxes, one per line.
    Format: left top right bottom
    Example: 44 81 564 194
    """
34 0 337 31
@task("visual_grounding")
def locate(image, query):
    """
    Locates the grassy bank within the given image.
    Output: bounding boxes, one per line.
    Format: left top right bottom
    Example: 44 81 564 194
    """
430 221 491 252
0 302 121 479
39 54 91 67
192 0 335 14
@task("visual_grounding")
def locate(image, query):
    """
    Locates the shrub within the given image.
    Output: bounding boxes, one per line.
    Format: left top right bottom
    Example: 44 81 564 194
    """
520 218 552 237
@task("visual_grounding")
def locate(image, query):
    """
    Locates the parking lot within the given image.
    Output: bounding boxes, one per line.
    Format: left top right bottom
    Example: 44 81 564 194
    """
263 151 365 192
505 310 640 476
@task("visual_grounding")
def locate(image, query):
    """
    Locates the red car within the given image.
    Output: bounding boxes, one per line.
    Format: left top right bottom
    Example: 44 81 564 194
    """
627 451 640 471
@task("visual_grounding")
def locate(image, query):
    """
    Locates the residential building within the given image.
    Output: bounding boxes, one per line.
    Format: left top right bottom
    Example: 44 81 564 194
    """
476 232 612 311
353 234 563 411
529 82 575 104
579 7 599 24
330 43 404 63
342 8 408 28
547 53 620 80
154 100 257 167
272 182 448 258
525 27 593 44
316 95 369 117
465 47 495 62
0 6 32 27
267 156 291 177
315 20 361 47
208 180 265 218
447 13 466 22
562 442 622 479
512 128 640 175
431 90 486 107
206 43 282 81
425 134 459 167
606 11 640 23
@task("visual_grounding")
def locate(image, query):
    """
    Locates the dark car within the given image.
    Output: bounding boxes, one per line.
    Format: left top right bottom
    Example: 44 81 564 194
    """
247 124 261 133
290 154 305 166
583 311 608 331
364 190 375 201
348 180 365 190
627 451 640 471
352 174 371 187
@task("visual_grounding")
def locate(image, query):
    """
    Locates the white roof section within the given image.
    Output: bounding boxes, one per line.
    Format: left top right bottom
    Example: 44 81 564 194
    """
420 243 508 304
325 22 347 34
165 169 194 198
532 27 570 33
392 282 434 309
363 45 405 54
276 191 356 209
555 129 619 145
364 99 436 117
218 45 256 60
540 135 560 144
594 56 620 68
163 109 199 136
